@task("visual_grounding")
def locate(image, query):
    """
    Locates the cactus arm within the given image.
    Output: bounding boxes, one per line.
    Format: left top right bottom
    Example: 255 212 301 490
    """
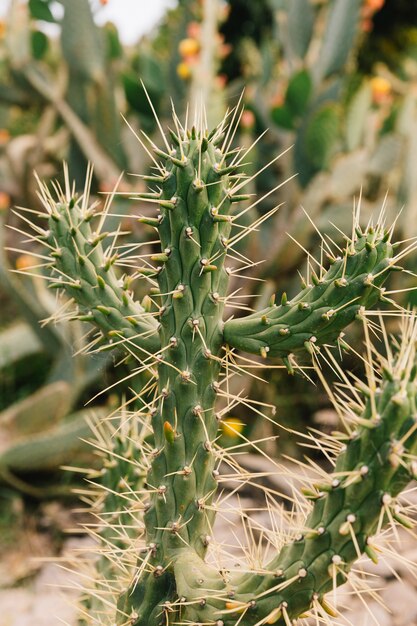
315 0 362 82
174 331 417 625
142 129 234 610
40 185 160 359
223 230 395 362
80 413 153 625
60 0 105 84
0 408 105 474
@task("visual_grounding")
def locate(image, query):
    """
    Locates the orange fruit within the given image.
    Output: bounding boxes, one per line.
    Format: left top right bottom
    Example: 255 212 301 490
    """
240 110 255 130
0 191 10 210
177 62 192 80
178 38 200 58
222 418 245 437
15 254 35 270
366 0 384 10
370 76 391 103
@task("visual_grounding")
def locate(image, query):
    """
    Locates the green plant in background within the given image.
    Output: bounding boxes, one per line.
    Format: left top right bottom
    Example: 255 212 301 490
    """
0 202 117 495
0 0 174 490
0 0 172 202
193 0 417 341
214 0 366 187
19 102 417 625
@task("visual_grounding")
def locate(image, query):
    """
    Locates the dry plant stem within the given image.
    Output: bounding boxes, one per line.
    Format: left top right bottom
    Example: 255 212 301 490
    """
22 106 417 626
189 0 221 126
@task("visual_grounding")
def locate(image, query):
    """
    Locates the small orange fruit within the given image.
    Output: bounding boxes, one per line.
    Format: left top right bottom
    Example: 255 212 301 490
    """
366 0 384 10
240 110 255 130
222 418 245 437
187 22 200 40
178 38 200 58
0 129 10 145
15 254 35 270
177 62 192 80
370 76 391 103
0 191 10 210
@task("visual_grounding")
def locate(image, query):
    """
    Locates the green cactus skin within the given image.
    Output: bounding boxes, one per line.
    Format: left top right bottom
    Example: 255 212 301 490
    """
223 231 393 360
28 113 417 626
37 177 160 359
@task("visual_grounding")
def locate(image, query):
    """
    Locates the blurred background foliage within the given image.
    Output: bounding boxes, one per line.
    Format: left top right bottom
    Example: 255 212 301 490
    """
0 0 417 504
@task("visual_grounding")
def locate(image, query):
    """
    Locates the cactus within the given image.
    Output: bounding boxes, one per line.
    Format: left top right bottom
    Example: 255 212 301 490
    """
264 0 365 186
76 410 151 626
18 105 417 626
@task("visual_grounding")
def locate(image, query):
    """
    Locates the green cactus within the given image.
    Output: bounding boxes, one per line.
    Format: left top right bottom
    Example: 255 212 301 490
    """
19 106 417 626
268 0 364 187
60 0 127 182
77 411 150 626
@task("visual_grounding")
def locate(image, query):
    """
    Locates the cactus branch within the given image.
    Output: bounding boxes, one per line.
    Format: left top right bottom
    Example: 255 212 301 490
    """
171 314 417 625
35 166 160 359
223 226 395 363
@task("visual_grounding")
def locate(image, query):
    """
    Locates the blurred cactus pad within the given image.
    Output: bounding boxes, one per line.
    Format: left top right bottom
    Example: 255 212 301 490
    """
17 101 417 626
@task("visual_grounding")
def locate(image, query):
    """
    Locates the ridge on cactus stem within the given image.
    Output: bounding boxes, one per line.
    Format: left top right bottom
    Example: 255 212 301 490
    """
15 98 417 626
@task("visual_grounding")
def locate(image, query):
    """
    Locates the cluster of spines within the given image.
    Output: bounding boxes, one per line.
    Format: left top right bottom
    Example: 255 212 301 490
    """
69 407 153 626
223 224 398 365
29 168 160 364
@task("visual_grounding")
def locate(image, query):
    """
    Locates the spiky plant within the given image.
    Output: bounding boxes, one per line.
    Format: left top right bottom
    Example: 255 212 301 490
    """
17 102 417 626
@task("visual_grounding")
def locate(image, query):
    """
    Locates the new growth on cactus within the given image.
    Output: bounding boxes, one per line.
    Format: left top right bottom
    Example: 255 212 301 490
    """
17 100 417 626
